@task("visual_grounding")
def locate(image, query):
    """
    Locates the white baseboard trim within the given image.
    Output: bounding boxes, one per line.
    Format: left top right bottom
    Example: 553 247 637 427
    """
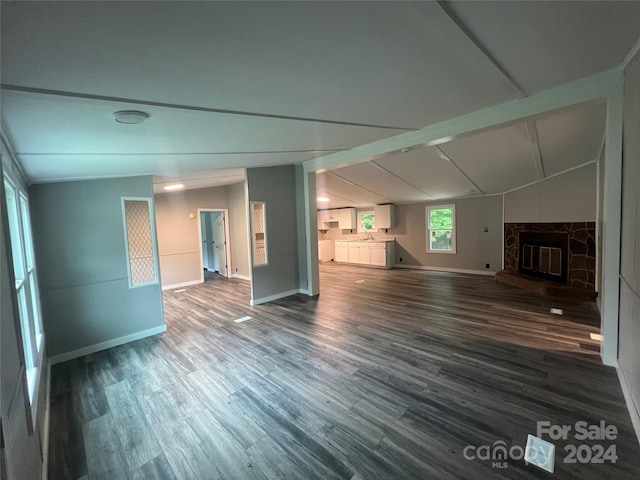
250 289 301 306
394 264 496 276
49 325 168 365
162 279 202 291
42 360 51 480
232 273 251 281
616 366 640 447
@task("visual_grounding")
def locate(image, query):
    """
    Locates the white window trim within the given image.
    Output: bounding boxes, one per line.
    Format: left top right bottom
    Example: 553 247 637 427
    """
3 172 45 427
426 204 457 254
357 209 378 233
121 197 160 288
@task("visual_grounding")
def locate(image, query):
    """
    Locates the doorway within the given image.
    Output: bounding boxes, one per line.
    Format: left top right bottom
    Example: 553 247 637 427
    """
198 209 231 282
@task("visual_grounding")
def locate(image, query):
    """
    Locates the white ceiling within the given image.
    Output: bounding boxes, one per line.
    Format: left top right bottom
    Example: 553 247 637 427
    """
1 1 638 200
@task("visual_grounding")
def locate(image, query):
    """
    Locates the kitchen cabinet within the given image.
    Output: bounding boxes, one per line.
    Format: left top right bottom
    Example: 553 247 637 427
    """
318 240 335 262
374 204 395 229
335 241 348 262
317 210 330 229
338 208 356 229
335 240 395 268
318 208 356 230
369 243 387 266
358 244 370 264
348 242 360 263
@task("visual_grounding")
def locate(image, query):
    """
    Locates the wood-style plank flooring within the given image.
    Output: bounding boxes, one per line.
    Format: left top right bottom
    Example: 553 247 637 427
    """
48 264 640 479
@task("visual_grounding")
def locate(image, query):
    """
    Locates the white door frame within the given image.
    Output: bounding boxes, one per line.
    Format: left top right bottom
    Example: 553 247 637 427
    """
197 208 231 282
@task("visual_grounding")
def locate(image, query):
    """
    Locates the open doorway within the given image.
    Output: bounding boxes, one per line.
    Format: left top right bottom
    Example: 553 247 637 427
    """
198 209 231 282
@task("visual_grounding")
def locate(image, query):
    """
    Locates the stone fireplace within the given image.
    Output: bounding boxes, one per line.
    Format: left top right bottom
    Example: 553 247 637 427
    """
504 223 596 291
518 231 569 284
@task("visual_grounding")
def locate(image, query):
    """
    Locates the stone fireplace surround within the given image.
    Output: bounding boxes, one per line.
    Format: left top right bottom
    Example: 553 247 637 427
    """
504 222 596 291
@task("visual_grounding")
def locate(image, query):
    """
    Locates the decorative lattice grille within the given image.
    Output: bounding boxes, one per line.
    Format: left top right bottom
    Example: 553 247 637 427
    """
124 200 156 285
251 202 267 266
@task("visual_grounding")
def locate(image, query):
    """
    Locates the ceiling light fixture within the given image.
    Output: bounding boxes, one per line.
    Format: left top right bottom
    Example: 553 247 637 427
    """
317 197 329 202
114 110 149 124
401 147 411 153
164 184 184 191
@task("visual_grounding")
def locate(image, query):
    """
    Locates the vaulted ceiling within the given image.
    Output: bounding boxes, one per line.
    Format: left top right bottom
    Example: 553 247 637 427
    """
1 1 638 200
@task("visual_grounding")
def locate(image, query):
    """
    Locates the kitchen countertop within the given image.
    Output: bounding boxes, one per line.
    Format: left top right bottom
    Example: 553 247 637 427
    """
336 238 395 243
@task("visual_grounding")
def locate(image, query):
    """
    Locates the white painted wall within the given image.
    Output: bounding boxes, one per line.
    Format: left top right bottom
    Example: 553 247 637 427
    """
504 163 597 223
618 47 640 442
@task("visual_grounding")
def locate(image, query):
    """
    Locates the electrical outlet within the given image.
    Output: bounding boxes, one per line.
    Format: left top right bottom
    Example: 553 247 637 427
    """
235 268 238 272
399 257 403 262
485 263 490 269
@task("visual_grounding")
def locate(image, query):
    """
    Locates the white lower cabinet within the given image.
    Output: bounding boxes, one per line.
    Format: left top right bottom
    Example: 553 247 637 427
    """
335 241 349 262
348 242 360 263
335 241 395 268
369 244 387 266
358 245 370 264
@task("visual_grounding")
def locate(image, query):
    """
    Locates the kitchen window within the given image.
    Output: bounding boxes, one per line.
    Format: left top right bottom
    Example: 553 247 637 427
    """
357 210 377 233
426 204 456 254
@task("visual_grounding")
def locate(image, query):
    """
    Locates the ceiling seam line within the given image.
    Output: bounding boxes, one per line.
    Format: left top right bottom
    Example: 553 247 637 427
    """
434 146 485 195
436 0 527 97
524 120 546 179
369 160 437 200
0 84 416 131
15 150 348 156
325 171 394 203
316 188 363 207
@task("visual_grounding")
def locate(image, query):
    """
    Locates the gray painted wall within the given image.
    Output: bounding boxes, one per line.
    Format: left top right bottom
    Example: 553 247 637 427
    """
30 176 165 358
247 165 300 301
504 163 597 223
619 49 640 438
378 196 503 273
1 151 43 480
228 181 250 279
154 185 228 287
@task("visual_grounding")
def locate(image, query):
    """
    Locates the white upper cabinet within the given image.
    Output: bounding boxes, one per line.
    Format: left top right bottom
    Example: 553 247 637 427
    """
318 208 356 230
338 208 356 229
374 204 395 229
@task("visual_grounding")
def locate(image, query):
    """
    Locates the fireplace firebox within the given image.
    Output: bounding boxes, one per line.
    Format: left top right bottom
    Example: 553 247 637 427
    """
518 231 569 284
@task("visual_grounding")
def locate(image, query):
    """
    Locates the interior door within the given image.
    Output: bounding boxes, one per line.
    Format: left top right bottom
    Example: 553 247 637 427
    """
200 213 209 270
215 213 228 277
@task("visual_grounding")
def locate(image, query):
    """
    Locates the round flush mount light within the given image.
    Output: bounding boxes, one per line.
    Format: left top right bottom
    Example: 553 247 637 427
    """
317 197 329 202
114 110 149 124
164 184 184 191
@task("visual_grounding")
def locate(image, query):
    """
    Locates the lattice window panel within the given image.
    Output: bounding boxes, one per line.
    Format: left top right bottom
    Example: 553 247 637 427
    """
251 202 267 266
124 200 156 285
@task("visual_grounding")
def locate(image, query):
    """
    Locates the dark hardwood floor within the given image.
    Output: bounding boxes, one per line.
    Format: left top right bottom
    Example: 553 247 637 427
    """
48 263 640 479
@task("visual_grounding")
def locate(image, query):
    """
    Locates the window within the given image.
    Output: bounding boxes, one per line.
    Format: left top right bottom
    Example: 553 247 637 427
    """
427 204 456 254
122 198 159 287
357 210 377 233
3 177 44 410
251 201 268 266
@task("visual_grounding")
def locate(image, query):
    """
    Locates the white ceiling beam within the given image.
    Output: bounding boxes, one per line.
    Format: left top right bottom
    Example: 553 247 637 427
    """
524 120 545 180
304 67 624 174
